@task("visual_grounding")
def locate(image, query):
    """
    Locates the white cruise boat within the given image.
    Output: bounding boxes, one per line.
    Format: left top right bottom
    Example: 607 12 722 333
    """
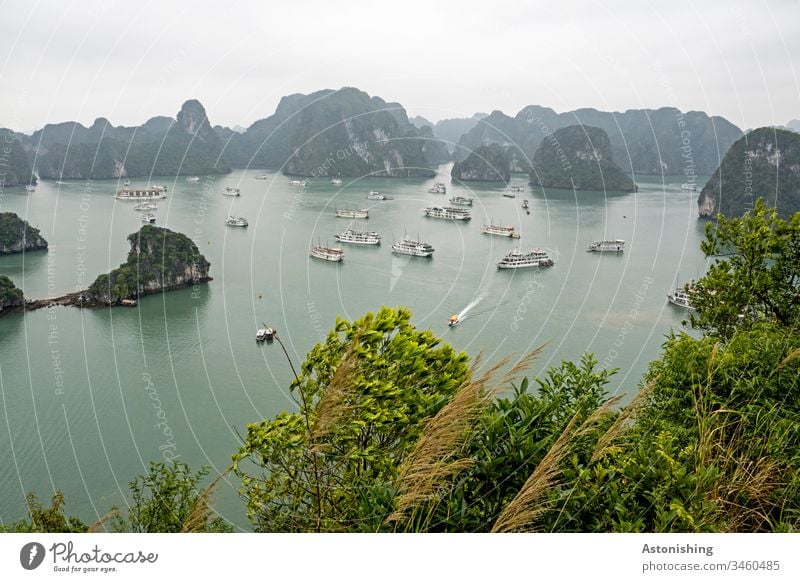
335 229 381 245
134 201 158 211
331 177 343 185
588 239 625 252
225 216 248 227
25 185 35 192
667 285 695 309
367 191 392 200
428 182 447 194
497 248 554 269
140 213 157 224
391 239 435 257
309 244 344 262
116 186 167 200
223 187 241 196
256 326 275 341
482 223 520 238
424 206 471 221
336 208 369 219
186 176 200 183
449 196 474 206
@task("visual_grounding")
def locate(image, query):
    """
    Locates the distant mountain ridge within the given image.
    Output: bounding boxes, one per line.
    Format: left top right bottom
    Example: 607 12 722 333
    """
456 105 743 176
219 87 448 177
698 127 800 219
29 100 230 180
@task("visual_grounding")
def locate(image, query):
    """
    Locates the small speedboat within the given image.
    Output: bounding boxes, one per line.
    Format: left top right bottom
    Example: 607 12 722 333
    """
256 326 275 341
448 314 460 327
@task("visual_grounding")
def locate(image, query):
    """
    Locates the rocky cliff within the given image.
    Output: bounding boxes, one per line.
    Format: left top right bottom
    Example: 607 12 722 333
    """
0 212 48 254
31 100 230 180
698 127 800 219
0 129 37 187
451 143 510 182
530 125 636 192
87 225 210 304
457 105 742 176
221 87 447 177
0 275 23 313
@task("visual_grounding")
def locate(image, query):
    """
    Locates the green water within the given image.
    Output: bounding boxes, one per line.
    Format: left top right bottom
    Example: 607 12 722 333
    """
0 167 707 529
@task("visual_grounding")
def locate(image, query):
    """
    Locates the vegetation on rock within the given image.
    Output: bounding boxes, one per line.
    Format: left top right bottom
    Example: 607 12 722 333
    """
451 143 510 182
0 212 48 254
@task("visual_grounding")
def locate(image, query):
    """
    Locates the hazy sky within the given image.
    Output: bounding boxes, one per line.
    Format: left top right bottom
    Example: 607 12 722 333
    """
1 0 798 132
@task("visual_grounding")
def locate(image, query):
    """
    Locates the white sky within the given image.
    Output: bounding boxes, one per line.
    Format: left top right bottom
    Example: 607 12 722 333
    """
1 0 798 132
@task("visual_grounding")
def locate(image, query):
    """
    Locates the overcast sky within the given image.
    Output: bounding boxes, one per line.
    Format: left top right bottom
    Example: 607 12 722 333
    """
1 0 798 132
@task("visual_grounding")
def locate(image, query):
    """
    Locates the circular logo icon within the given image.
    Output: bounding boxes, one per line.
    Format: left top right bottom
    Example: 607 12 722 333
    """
20 542 46 570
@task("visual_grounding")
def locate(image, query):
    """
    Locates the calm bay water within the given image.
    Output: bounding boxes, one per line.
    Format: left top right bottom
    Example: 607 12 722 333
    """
0 166 707 529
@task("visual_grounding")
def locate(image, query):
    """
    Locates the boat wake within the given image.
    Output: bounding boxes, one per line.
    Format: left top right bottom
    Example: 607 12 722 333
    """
457 294 485 322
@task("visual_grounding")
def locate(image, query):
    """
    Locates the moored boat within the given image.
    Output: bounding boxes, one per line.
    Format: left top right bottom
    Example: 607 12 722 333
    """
522 199 529 209
140 213 157 223
225 216 248 227
309 244 344 262
223 187 241 196
667 284 696 309
391 238 434 257
428 181 447 194
117 186 167 200
256 326 275 341
186 176 200 183
367 191 392 200
681 183 697 192
497 248 554 269
424 206 471 221
335 229 381 245
336 207 369 219
449 196 474 206
588 239 625 252
290 179 308 187
502 192 516 198
482 223 520 238
25 185 35 192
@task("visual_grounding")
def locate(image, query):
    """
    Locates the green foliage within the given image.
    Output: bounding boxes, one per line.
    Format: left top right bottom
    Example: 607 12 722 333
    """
451 143 511 182
0 274 23 307
88 225 209 303
233 306 471 531
698 127 800 218
0 129 36 187
115 461 232 533
0 492 87 533
0 212 47 251
530 125 636 192
691 199 800 338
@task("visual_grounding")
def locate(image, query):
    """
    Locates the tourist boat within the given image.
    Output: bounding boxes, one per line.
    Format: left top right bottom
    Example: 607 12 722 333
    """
134 201 158 211
522 199 529 209
482 223 520 238
502 192 517 198
367 191 392 200
428 182 447 194
667 285 695 309
140 213 157 223
255 174 270 180
121 298 137 307
497 248 554 269
116 186 167 200
25 185 35 192
424 206 471 221
256 326 275 342
336 207 369 219
186 176 200 182
309 244 344 262
289 179 308 187
509 185 525 192
331 177 343 185
448 314 460 327
681 184 697 192
223 187 241 196
225 216 248 227
334 229 381 245
391 238 435 257
449 196 474 206
588 239 625 252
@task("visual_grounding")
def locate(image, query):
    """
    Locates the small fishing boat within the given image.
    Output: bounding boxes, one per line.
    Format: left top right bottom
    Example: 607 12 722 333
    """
256 326 275 341
140 213 157 223
588 239 625 252
254 174 270 180
186 176 200 183
503 192 516 198
522 199 529 209
121 298 137 307
25 185 35 192
134 201 158 211
331 177 343 185
225 216 248 227
367 191 393 200
223 187 241 196
289 179 308 187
